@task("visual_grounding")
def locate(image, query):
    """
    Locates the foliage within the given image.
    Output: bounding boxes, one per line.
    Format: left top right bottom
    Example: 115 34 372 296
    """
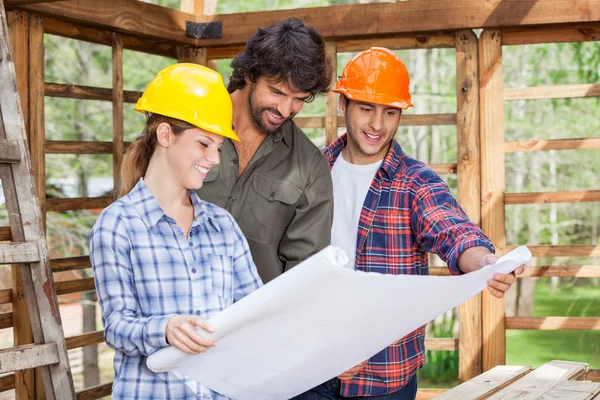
419 310 458 385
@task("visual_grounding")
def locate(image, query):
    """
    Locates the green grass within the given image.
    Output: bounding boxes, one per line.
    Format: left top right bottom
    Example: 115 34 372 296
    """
506 278 600 368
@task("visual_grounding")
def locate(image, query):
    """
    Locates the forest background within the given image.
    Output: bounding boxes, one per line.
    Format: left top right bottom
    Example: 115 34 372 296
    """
0 0 598 394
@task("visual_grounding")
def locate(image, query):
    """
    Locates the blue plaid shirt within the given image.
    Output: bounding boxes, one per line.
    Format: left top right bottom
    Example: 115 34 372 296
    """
90 179 262 399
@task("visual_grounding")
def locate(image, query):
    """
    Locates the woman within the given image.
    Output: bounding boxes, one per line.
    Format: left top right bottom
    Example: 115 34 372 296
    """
90 64 262 399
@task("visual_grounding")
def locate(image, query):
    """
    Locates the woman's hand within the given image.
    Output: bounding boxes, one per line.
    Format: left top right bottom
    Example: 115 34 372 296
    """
166 315 216 354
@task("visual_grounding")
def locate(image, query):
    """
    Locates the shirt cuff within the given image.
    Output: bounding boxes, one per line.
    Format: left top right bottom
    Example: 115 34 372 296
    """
447 236 495 275
146 314 176 350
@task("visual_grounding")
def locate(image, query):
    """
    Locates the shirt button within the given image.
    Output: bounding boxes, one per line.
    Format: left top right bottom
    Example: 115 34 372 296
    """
191 268 197 273
229 195 235 201
270 192 275 197
232 159 238 164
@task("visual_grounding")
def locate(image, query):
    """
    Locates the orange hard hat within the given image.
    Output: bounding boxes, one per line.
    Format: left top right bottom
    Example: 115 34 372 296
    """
333 47 413 109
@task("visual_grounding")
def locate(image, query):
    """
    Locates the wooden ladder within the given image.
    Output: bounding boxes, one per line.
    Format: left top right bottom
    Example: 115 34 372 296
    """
0 1 76 399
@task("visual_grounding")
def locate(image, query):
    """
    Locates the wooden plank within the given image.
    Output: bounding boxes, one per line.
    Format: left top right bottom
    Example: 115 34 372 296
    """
0 288 12 304
435 365 532 399
8 0 197 45
506 245 600 257
112 33 124 189
46 196 112 212
506 317 600 330
177 46 207 65
0 139 20 162
430 163 457 175
294 116 325 129
520 266 600 278
479 29 506 371
425 338 458 351
45 82 143 103
504 138 600 152
0 343 59 374
76 382 112 400
296 113 456 129
65 331 104 350
46 140 111 154
12 0 600 48
5 1 67 5
502 23 600 45
504 83 600 101
0 373 15 392
206 45 244 60
430 267 452 276
417 389 448 399
0 311 13 329
50 256 91 272
55 277 95 296
43 16 178 59
0 226 12 241
505 190 600 204
488 360 589 399
456 29 482 383
541 380 600 400
588 369 600 382
336 33 456 53
0 242 40 263
324 41 337 146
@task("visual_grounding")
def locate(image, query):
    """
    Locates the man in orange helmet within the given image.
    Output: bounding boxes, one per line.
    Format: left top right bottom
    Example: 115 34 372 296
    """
294 47 523 399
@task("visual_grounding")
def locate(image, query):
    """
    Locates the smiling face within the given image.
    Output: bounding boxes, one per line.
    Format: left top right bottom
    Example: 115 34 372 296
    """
340 96 402 165
248 76 310 134
159 123 223 190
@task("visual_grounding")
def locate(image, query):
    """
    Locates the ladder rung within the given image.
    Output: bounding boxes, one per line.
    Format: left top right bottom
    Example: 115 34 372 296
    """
0 242 40 264
0 343 59 374
0 139 21 163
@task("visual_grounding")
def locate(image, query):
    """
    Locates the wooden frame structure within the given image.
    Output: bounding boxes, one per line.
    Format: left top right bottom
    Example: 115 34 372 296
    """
1 0 599 398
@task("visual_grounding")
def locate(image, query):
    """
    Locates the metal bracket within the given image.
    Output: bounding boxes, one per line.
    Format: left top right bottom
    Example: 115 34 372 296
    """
186 21 222 39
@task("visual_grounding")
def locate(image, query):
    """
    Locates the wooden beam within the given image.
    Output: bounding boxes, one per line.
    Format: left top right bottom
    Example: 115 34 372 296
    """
50 256 91 273
324 41 338 146
519 265 600 278
425 338 458 351
506 317 600 330
505 190 600 204
65 331 104 350
589 369 600 382
0 288 12 304
11 0 600 48
0 373 15 392
435 365 532 400
506 244 600 257
0 139 21 163
0 226 12 241
46 140 112 154
502 22 600 45
504 137 600 152
9 0 197 45
5 1 67 4
0 343 59 374
55 277 95 296
504 83 600 101
112 33 124 191
0 311 14 329
46 196 112 212
429 163 457 175
479 29 506 371
45 82 142 103
0 242 40 264
76 382 112 400
43 16 178 59
455 29 482 384
336 33 456 52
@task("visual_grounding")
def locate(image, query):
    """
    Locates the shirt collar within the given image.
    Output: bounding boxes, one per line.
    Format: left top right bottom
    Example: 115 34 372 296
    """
324 133 404 180
273 119 294 148
128 178 219 232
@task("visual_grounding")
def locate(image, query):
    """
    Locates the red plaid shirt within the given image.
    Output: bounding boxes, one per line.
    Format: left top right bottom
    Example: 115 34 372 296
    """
324 135 494 396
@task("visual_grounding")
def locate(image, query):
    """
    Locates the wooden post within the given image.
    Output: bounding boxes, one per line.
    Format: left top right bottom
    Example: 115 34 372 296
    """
29 14 47 400
8 10 35 400
324 41 338 146
112 33 124 191
179 0 208 66
479 29 506 371
455 29 482 382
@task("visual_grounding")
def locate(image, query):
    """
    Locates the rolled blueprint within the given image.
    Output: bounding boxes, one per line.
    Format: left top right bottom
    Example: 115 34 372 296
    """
148 245 531 400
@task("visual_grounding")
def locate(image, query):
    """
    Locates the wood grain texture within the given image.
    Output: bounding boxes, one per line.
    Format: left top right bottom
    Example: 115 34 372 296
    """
504 138 600 152
505 190 600 204
324 41 338 146
435 365 532 399
506 317 600 330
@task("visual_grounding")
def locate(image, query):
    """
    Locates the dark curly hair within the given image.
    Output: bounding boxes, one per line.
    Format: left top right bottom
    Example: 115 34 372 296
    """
228 18 331 102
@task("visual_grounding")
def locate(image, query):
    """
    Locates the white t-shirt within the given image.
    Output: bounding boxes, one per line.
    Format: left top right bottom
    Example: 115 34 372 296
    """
331 152 383 268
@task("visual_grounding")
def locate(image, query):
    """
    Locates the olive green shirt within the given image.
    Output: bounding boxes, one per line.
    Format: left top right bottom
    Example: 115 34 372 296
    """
196 119 333 283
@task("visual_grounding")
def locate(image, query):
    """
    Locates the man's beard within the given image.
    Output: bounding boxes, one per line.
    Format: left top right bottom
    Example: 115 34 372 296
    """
249 84 296 135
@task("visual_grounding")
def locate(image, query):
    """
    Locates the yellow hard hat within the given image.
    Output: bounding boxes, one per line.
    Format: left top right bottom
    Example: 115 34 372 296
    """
135 63 239 141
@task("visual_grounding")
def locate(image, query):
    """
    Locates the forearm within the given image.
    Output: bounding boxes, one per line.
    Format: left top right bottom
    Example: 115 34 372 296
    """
457 245 495 273
103 310 174 356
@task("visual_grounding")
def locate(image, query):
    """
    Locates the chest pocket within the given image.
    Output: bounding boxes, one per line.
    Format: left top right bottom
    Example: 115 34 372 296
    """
241 174 302 243
202 253 234 300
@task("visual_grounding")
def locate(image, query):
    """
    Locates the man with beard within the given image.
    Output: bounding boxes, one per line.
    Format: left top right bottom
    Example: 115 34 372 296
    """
197 18 333 283
294 47 523 399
